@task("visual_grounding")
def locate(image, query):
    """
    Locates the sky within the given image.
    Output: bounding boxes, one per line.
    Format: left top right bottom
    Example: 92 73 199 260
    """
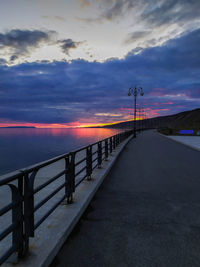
0 0 199 127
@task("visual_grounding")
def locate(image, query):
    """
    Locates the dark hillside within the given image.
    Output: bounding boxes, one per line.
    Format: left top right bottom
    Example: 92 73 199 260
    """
103 108 200 130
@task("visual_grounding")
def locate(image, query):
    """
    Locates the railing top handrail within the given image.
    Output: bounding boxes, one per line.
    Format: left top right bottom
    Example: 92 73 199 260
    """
0 152 69 185
0 130 131 185
70 130 127 153
0 170 22 185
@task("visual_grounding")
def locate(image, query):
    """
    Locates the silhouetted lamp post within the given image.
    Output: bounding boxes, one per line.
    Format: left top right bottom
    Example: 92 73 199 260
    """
128 86 144 138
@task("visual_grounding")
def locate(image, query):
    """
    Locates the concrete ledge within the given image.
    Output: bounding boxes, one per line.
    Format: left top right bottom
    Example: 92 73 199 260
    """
4 135 132 267
158 132 200 152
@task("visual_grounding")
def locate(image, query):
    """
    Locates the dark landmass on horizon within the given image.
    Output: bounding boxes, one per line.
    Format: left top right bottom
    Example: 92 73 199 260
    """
100 108 200 130
0 126 36 129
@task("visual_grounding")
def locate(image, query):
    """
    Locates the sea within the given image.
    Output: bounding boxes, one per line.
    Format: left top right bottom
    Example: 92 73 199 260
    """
0 128 122 176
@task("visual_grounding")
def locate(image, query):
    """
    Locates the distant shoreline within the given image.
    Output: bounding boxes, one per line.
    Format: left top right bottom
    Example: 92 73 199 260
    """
0 126 36 129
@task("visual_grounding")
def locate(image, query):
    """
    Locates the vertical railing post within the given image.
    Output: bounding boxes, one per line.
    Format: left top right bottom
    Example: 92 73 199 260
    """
9 184 24 260
65 155 69 197
17 176 24 258
27 171 37 237
23 170 37 256
110 137 112 154
86 145 92 180
113 136 116 150
117 134 119 146
23 173 30 255
98 141 102 168
105 140 108 160
67 152 75 204
71 153 75 194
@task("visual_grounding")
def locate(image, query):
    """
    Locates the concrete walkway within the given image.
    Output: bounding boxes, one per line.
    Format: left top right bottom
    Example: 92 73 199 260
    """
51 130 200 267
167 135 200 151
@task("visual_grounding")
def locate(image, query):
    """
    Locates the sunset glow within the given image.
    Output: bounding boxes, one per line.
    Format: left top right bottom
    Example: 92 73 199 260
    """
0 117 146 129
0 106 188 128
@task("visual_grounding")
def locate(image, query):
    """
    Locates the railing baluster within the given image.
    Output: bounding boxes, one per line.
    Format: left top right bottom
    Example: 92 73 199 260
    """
28 171 37 236
17 176 24 258
105 140 108 160
110 137 112 154
65 155 69 197
98 141 102 168
8 184 23 260
86 145 92 180
67 152 75 204
23 169 37 256
23 173 30 255
113 136 116 150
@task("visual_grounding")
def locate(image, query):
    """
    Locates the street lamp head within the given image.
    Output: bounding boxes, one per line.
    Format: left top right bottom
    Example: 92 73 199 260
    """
128 88 132 96
139 87 144 96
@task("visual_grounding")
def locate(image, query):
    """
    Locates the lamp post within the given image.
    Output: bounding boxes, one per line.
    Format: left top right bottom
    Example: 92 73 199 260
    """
138 107 140 133
128 86 144 138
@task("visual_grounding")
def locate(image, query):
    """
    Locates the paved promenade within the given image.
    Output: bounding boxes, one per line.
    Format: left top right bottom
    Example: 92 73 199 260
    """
51 130 200 267
167 135 200 151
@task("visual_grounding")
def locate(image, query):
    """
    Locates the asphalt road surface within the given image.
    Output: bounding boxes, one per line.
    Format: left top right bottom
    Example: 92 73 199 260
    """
51 130 200 267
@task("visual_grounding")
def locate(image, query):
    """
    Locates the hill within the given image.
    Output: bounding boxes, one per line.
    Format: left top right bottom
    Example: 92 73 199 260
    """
103 108 200 130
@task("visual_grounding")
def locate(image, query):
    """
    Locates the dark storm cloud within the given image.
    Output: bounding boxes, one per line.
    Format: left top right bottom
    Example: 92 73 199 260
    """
125 31 152 44
57 39 83 55
91 0 200 25
78 0 135 23
0 29 199 124
10 55 19 62
141 0 200 27
0 29 54 61
0 29 83 61
0 58 7 65
0 29 50 49
102 0 128 20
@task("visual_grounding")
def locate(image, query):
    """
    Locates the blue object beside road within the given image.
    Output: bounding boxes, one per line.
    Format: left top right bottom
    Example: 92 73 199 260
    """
179 130 194 134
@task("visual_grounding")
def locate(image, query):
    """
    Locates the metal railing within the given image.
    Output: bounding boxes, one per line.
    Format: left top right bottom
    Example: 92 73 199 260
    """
0 130 132 265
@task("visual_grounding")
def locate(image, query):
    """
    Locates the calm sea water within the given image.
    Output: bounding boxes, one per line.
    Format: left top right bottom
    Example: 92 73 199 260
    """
0 128 121 176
